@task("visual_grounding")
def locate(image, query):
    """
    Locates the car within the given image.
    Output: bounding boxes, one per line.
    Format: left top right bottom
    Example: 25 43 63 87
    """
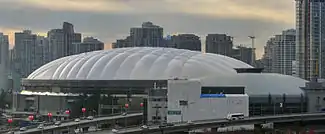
54 121 61 126
165 122 174 127
74 128 83 133
187 120 194 124
6 131 14 134
160 121 173 127
112 128 119 133
226 113 245 121
87 116 94 120
37 124 44 129
74 118 80 122
159 123 166 128
19 127 27 131
140 125 149 130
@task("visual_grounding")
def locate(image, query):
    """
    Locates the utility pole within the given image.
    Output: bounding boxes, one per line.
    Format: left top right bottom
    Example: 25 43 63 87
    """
248 36 256 66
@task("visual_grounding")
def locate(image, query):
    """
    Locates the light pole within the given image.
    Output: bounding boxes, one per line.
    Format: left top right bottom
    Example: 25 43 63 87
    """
82 108 86 118
7 118 13 131
140 102 144 125
65 110 70 120
28 115 34 122
124 103 129 127
47 112 52 122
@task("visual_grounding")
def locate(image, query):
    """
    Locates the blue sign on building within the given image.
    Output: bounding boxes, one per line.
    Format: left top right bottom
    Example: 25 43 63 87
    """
200 94 226 98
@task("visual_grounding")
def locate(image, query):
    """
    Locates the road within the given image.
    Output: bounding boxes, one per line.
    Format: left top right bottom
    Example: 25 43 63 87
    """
14 113 142 134
14 112 325 134
90 112 325 134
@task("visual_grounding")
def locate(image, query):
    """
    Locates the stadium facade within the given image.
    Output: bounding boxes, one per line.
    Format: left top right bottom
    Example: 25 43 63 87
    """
13 47 307 122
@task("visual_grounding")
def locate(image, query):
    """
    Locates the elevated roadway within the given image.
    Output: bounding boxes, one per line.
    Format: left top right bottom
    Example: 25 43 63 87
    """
15 113 142 134
15 112 325 134
111 113 325 134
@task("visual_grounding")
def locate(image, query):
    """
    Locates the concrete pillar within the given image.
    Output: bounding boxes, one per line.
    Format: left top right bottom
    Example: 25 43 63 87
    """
293 121 305 134
97 94 102 116
52 129 61 134
210 127 218 133
82 127 89 132
254 124 263 134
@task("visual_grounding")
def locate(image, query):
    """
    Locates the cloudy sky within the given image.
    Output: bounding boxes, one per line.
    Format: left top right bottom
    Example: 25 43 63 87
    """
0 0 295 58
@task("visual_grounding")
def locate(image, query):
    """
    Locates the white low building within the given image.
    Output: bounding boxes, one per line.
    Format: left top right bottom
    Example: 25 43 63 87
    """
166 79 248 123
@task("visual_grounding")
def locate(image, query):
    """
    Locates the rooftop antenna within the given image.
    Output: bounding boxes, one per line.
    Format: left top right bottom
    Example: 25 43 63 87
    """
248 36 256 66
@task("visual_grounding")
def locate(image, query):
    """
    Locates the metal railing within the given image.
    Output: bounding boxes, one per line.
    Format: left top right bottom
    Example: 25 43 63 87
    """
9 110 142 132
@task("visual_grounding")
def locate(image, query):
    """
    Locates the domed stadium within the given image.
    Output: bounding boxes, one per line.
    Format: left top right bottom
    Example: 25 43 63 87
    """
17 47 308 116
27 47 252 80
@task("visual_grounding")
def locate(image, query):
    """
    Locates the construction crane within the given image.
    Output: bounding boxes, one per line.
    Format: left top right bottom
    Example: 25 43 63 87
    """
248 36 256 66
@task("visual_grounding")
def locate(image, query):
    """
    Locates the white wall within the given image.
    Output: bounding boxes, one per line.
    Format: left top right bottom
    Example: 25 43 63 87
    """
167 79 249 123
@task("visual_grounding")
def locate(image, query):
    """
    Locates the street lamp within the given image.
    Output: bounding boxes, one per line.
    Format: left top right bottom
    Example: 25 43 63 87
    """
124 103 129 109
7 118 13 131
124 103 129 127
65 110 70 119
65 110 70 115
140 102 144 107
47 112 53 122
82 108 86 118
28 115 34 121
7 118 13 129
140 102 144 124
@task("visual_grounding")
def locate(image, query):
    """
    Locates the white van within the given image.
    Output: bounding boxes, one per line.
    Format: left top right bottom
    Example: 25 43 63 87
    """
226 113 245 120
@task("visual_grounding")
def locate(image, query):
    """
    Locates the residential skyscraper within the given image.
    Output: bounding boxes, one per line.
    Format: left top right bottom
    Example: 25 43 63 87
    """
0 33 9 90
205 34 233 56
71 37 104 54
262 29 296 75
262 38 276 73
231 45 254 65
13 30 37 78
130 22 164 47
272 29 296 75
36 36 50 65
12 30 50 78
112 36 131 48
166 34 201 51
113 22 164 48
295 0 325 80
47 22 82 61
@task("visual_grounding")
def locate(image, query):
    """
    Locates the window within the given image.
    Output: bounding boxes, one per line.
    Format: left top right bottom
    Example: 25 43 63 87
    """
179 100 188 106
201 86 245 94
152 116 161 120
152 106 162 109
167 110 181 115
150 98 162 101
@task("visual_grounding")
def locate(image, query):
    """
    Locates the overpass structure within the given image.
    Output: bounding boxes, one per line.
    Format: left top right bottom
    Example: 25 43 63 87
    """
11 112 325 134
14 113 142 134
112 113 325 134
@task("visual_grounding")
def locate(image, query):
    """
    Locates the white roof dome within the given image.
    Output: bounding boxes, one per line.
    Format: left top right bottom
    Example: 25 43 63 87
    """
27 47 252 80
27 47 307 96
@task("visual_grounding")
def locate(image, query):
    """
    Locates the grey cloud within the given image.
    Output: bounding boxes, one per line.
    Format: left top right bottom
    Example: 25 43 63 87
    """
230 0 293 11
0 1 293 58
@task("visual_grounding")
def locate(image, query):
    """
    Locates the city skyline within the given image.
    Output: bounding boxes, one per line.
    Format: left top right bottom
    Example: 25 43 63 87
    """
0 0 296 58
